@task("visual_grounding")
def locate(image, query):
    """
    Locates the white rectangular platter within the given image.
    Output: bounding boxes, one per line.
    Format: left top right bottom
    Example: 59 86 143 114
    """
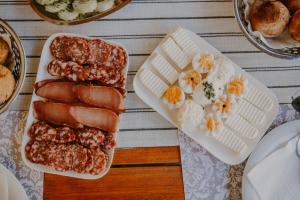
133 28 279 165
21 33 129 179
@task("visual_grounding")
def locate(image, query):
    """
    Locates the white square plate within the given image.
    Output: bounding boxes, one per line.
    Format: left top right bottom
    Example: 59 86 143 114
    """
21 33 129 179
133 28 278 165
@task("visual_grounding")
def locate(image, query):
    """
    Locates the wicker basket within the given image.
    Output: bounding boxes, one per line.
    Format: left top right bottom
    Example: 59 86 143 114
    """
234 0 300 59
0 19 26 113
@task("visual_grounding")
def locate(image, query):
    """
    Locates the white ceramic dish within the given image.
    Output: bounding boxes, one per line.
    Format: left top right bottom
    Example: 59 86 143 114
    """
133 28 279 165
0 164 28 200
21 33 129 179
242 119 300 200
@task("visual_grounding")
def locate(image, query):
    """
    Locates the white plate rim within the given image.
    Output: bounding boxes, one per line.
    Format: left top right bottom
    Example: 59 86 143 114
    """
242 119 300 200
133 27 279 165
21 32 129 179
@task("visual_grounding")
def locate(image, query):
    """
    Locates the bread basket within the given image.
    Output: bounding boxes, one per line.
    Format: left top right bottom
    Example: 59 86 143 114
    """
0 19 26 113
234 0 300 59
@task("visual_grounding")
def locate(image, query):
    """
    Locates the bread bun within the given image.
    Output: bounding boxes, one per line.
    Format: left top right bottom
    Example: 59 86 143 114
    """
0 65 15 104
289 10 300 42
0 37 9 65
250 1 290 38
288 0 300 13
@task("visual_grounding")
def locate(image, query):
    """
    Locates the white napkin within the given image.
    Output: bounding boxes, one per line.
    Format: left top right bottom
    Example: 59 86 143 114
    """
247 136 300 200
0 166 8 200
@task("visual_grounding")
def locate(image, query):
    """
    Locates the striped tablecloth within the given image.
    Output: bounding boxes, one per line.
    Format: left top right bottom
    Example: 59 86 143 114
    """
0 0 299 199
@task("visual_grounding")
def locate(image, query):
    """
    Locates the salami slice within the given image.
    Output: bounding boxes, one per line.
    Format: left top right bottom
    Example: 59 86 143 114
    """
104 45 127 69
85 148 107 175
47 59 126 87
47 59 90 81
50 36 91 64
29 121 77 144
26 140 89 172
50 36 72 61
77 127 106 148
88 39 112 65
25 140 48 164
88 64 123 87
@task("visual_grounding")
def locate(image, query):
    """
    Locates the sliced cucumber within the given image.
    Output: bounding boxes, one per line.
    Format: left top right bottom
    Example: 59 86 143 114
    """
96 0 115 12
72 0 98 14
45 0 70 13
58 10 79 21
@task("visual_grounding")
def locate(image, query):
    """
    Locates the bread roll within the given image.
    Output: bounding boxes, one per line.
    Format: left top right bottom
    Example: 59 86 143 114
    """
250 1 290 38
289 10 300 42
0 65 15 104
288 0 300 13
0 38 9 65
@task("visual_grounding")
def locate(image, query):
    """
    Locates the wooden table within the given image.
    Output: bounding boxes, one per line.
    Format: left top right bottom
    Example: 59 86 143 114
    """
2 0 300 199
44 147 184 199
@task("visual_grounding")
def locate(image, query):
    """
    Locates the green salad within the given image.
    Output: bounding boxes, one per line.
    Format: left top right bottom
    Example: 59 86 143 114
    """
35 0 116 21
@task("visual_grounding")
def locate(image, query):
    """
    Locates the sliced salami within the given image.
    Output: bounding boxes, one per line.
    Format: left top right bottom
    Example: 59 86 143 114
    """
88 39 112 65
77 127 106 148
50 36 91 64
47 59 90 81
104 45 127 69
29 121 77 144
50 36 72 61
85 148 107 175
47 59 126 87
25 140 48 164
26 140 89 173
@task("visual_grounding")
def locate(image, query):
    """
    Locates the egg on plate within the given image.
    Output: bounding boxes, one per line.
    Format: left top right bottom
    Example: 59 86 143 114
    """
200 113 223 135
163 85 185 109
208 58 235 86
212 95 236 118
192 52 215 74
226 74 248 98
177 99 205 129
178 69 201 94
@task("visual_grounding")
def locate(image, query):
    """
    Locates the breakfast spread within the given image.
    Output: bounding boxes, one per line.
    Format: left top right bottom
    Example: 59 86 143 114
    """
0 38 15 105
23 34 128 177
134 28 278 164
35 0 122 21
249 0 300 42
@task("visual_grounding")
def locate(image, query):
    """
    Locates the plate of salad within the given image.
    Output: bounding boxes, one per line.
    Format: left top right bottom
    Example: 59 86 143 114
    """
30 0 131 25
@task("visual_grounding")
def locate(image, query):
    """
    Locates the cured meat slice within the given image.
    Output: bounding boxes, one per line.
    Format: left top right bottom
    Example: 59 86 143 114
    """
34 80 125 113
28 121 113 149
33 101 119 132
50 36 72 61
47 60 90 81
85 148 107 175
35 81 78 103
33 101 82 129
101 132 116 151
47 60 125 87
26 140 89 172
70 106 119 132
104 45 127 69
77 127 106 148
50 36 91 64
87 64 123 87
25 140 48 164
28 121 77 143
74 85 125 113
26 140 108 174
88 39 112 65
